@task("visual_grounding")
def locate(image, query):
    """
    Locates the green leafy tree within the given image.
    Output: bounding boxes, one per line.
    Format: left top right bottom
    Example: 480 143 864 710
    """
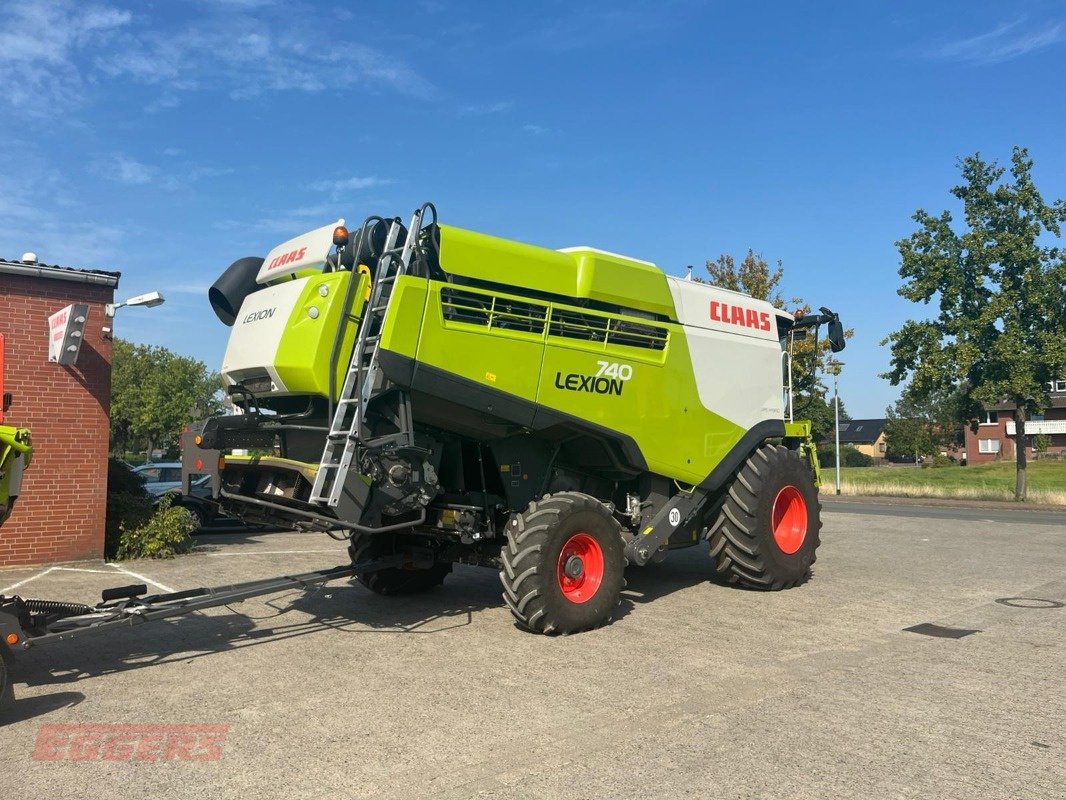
884 385 966 462
111 339 224 458
882 147 1066 499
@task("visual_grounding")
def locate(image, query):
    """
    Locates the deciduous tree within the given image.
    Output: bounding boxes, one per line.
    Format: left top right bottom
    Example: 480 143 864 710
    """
111 339 223 459
882 147 1066 499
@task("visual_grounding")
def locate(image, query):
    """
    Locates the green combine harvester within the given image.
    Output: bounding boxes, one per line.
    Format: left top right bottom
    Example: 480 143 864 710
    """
0 205 845 707
187 204 846 634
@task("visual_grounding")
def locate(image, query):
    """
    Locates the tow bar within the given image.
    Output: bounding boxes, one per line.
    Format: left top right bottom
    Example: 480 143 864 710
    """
0 555 403 653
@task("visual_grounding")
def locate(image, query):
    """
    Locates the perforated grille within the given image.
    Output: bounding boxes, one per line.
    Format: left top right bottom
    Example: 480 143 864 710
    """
549 309 668 351
441 288 547 334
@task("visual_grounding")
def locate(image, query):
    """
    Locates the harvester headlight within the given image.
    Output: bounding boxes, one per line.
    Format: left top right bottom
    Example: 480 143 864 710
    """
308 307 320 319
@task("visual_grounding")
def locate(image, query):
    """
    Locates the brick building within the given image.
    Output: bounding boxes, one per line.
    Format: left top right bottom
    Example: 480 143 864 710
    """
0 256 119 567
963 382 1066 465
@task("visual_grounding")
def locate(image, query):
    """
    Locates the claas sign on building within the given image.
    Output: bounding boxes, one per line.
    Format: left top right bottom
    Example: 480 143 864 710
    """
47 304 89 366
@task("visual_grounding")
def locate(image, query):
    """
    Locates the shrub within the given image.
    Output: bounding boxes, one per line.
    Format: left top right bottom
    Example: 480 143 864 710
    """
115 495 196 560
818 444 873 468
106 458 153 559
931 454 954 468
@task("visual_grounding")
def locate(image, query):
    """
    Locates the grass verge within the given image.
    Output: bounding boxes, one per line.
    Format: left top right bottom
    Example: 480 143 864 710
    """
832 460 1066 505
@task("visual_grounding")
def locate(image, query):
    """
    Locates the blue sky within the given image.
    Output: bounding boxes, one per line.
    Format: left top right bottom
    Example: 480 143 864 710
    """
1 0 1064 417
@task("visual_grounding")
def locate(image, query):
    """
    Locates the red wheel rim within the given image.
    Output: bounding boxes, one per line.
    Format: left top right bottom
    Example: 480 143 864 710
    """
556 532 604 604
771 486 807 554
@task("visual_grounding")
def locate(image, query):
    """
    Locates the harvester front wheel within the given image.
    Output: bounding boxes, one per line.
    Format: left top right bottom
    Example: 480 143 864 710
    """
707 444 821 589
500 492 625 635
348 533 451 596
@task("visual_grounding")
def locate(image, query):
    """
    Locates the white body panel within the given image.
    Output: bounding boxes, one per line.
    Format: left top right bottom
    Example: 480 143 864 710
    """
256 219 343 284
221 277 310 391
666 277 790 429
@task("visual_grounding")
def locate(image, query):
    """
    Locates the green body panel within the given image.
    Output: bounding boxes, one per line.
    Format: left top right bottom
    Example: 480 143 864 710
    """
437 224 677 321
0 425 32 528
273 271 369 399
784 420 821 487
396 279 744 484
379 276 429 360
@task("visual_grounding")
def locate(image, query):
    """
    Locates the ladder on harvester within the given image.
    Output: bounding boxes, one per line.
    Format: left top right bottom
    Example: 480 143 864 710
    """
308 207 427 507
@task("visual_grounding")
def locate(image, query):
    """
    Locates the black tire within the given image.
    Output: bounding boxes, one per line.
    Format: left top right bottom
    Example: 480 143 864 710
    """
348 533 451 596
500 492 625 635
0 649 13 709
707 444 821 589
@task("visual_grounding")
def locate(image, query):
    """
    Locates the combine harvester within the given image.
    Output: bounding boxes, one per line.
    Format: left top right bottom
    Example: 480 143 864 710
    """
0 207 843 703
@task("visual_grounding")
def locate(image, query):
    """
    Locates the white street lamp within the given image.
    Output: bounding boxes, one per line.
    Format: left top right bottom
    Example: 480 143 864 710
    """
829 360 845 495
105 291 165 318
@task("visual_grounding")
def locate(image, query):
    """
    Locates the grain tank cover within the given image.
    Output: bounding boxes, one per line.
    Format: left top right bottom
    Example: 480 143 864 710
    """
436 224 677 320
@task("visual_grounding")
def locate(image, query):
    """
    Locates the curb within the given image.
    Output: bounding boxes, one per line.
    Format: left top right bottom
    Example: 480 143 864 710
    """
820 492 1066 513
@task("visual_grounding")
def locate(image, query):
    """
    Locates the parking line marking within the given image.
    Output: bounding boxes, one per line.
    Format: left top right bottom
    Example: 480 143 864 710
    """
54 567 115 574
0 566 57 594
204 550 341 557
107 563 176 593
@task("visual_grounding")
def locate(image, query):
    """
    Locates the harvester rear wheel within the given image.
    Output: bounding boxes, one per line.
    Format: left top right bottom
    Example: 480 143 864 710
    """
500 492 625 635
348 533 451 596
707 444 821 589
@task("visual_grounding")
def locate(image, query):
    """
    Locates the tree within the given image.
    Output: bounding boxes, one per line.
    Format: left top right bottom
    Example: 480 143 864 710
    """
110 339 224 458
701 248 853 401
705 250 787 308
882 147 1066 499
883 385 966 462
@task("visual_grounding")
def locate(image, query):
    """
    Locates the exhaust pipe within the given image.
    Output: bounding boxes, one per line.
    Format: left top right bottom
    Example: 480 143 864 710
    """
209 257 264 326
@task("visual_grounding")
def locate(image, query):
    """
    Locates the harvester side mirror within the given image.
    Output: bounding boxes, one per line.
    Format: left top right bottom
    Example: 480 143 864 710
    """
828 318 846 352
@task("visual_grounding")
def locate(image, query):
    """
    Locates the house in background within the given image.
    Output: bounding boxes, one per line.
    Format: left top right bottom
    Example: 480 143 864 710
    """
964 381 1066 465
836 418 888 460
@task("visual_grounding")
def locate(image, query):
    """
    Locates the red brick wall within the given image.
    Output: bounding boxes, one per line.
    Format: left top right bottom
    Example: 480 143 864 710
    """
1 275 115 567
964 408 1066 465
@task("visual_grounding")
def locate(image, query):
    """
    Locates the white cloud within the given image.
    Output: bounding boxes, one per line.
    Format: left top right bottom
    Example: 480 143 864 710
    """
310 176 391 193
0 0 433 115
145 94 181 113
0 0 131 112
522 124 549 136
95 10 434 101
94 154 154 185
215 203 339 235
461 101 514 115
931 18 1064 64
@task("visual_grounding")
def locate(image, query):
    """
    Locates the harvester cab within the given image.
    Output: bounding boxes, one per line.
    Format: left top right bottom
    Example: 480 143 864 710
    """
182 203 846 634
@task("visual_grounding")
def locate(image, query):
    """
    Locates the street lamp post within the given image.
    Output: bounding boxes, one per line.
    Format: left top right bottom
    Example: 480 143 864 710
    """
105 291 165 318
830 360 845 495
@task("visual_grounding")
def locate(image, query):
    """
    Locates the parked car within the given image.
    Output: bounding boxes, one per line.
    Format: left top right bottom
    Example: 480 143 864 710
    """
132 462 184 496
136 462 218 529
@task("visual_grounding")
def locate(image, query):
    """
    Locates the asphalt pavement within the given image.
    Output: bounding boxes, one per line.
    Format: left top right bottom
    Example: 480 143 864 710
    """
0 505 1063 799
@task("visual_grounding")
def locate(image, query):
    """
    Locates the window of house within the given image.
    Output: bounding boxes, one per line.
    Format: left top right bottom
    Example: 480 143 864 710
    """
978 439 1001 454
1031 414 1045 422
1056 380 1066 393
979 411 999 425
879 442 886 452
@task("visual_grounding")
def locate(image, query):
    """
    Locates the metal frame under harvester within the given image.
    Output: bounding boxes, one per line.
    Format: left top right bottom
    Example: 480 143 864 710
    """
0 325 418 705
0 556 411 704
